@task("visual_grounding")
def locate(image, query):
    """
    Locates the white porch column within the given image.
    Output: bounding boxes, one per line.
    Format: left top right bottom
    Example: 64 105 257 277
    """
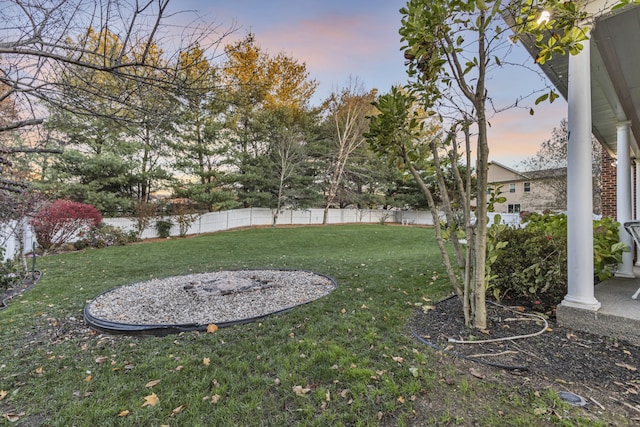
636 161 640 265
616 121 635 276
562 36 601 310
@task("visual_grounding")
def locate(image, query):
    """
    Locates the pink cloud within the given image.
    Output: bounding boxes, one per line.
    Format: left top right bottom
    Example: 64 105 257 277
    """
230 11 405 99
487 101 567 168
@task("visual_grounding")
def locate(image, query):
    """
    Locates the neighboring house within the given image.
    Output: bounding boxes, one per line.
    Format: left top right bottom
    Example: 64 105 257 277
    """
487 161 566 214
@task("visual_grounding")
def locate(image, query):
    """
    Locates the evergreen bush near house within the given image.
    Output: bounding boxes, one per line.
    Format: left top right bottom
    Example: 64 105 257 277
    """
30 200 102 253
488 211 626 311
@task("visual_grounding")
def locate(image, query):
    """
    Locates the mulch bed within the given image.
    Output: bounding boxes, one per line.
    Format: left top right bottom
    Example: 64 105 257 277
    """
409 296 640 420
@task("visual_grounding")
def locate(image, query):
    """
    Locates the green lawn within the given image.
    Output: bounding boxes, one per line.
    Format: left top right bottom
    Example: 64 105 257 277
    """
0 225 600 426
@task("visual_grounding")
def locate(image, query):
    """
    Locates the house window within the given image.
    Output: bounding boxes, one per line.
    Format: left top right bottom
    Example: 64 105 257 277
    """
509 183 516 193
524 182 531 192
508 204 521 213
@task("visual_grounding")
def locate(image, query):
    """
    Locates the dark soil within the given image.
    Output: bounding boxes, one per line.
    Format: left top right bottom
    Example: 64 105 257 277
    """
409 296 640 423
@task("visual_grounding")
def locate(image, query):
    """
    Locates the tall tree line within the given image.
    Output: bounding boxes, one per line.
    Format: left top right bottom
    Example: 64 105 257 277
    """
12 30 418 216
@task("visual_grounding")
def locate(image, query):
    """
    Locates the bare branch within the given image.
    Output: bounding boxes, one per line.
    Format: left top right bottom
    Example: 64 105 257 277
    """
0 118 43 132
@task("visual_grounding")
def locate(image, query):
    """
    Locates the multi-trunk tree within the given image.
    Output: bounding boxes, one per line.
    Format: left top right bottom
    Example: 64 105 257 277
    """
368 0 598 329
320 80 377 224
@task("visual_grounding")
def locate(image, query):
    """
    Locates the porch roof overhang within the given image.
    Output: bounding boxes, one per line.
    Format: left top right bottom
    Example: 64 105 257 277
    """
507 3 640 160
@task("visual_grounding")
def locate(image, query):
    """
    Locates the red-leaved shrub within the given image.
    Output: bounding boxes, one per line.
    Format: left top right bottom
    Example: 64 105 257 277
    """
30 200 102 252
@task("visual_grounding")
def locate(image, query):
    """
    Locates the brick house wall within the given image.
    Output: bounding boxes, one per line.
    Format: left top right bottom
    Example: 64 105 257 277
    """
601 151 617 219
600 150 638 220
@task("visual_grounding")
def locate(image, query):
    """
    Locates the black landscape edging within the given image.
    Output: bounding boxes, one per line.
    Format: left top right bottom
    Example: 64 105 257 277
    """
83 268 337 336
0 271 42 312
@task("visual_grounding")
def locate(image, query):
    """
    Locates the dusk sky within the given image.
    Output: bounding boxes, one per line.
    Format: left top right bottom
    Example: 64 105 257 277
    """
175 0 568 169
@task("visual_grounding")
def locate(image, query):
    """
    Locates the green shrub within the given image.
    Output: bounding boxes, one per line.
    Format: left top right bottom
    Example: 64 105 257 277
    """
488 212 626 311
489 226 566 310
0 249 22 291
593 216 628 281
75 224 132 250
155 219 173 238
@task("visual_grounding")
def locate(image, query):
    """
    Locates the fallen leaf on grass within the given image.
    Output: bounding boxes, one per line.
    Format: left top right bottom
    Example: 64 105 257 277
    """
615 362 637 372
84 375 92 382
421 305 435 313
95 356 109 364
175 365 184 372
35 367 43 375
117 410 130 417
206 324 218 333
292 385 311 396
377 411 383 420
142 393 159 407
203 357 210 366
211 394 221 404
171 404 187 415
469 368 484 379
0 390 7 401
2 412 25 422
391 356 404 364
340 389 350 398
145 379 161 388
397 396 405 404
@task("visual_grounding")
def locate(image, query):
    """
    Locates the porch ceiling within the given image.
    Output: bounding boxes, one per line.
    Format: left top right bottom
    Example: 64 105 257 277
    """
511 4 640 159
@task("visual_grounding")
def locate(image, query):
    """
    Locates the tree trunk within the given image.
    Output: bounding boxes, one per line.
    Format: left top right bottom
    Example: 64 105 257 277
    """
406 161 464 299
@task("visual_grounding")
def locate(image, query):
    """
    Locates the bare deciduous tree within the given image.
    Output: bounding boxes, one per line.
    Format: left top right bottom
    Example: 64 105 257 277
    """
0 0 232 193
322 79 376 224
519 119 602 213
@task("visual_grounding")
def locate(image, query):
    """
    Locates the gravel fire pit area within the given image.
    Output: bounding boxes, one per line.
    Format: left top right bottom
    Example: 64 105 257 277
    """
84 269 336 336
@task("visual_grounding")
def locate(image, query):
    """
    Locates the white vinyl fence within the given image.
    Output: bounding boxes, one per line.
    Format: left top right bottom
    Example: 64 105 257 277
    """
0 220 37 262
1 208 437 260
1 208 525 261
101 208 436 240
